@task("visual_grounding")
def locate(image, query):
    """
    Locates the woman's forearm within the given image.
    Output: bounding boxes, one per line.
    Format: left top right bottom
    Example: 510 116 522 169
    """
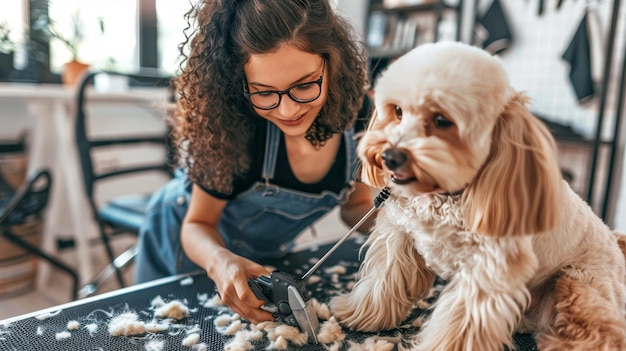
340 201 377 234
180 221 230 273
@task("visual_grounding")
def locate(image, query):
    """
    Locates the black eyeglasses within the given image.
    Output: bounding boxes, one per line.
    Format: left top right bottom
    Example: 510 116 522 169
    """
243 61 325 110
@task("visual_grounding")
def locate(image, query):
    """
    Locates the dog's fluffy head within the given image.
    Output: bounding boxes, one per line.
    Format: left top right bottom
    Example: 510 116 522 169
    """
360 42 563 237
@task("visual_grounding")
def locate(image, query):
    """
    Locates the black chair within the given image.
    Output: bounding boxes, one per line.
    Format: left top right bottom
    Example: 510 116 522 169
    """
0 138 27 206
0 168 79 300
74 70 174 297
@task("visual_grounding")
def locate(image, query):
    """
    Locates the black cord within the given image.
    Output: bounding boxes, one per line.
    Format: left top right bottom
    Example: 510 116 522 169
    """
374 186 391 208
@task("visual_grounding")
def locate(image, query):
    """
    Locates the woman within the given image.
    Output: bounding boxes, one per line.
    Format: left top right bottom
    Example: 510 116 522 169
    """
134 0 374 324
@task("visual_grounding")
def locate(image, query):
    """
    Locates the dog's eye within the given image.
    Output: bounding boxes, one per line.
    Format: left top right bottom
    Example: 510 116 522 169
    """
394 105 403 119
434 114 453 128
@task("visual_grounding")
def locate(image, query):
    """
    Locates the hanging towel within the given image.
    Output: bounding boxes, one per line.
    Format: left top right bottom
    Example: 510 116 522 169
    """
475 0 514 55
562 11 595 102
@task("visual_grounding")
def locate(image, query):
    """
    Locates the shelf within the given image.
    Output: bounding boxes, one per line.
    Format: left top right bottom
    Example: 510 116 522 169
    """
370 2 458 14
535 114 613 147
365 0 464 80
368 48 410 60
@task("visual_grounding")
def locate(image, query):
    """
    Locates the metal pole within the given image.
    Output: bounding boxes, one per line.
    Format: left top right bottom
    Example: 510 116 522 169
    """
586 0 622 209
601 0 626 219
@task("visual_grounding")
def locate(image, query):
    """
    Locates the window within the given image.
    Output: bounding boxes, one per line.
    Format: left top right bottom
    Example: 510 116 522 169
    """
1 0 185 82
0 1 27 69
45 0 139 73
156 0 190 75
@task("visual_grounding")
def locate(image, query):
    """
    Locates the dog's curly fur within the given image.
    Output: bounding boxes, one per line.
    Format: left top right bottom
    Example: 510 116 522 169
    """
329 42 626 351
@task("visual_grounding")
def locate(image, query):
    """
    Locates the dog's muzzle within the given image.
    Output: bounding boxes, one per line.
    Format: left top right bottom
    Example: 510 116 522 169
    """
382 148 417 185
382 148 407 170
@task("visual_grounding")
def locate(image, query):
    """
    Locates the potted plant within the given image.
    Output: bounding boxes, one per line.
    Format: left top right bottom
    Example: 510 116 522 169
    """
0 21 16 80
33 10 95 86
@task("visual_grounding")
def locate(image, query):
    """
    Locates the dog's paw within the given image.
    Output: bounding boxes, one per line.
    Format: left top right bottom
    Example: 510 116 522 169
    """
328 293 400 332
328 294 371 331
327 295 353 322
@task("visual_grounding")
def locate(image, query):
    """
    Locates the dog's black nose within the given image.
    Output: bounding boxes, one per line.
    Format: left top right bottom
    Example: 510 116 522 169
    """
382 148 407 170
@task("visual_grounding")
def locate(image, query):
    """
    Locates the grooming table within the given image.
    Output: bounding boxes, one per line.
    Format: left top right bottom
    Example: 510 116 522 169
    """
0 238 538 350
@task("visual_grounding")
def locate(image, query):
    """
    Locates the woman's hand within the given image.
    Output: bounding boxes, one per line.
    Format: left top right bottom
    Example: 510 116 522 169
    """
340 181 377 233
183 185 274 323
206 248 274 324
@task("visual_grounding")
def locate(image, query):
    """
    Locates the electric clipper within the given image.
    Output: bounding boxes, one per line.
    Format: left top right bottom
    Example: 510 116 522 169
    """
247 187 391 344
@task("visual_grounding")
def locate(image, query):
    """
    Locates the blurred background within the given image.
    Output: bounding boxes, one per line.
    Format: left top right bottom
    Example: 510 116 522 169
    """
0 0 625 318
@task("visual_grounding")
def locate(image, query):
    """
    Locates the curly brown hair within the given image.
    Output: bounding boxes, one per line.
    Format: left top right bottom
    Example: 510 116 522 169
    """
173 0 368 194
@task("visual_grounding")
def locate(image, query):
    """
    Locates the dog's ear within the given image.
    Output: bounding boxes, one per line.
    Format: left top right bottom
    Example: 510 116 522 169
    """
358 110 388 189
463 93 563 236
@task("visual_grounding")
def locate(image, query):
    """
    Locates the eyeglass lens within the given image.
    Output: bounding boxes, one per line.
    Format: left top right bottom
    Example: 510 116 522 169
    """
249 82 321 109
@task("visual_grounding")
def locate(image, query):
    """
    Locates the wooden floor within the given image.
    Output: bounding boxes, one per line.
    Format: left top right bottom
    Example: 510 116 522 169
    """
0 208 351 321
0 235 137 320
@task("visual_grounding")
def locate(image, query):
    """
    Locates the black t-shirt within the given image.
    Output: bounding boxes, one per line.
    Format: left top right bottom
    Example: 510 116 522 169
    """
198 96 372 200
199 121 347 200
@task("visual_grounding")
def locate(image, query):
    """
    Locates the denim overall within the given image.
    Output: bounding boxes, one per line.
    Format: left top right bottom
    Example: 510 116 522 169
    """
134 121 356 283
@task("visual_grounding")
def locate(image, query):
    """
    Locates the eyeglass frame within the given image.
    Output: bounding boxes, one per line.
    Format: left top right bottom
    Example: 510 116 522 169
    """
243 60 325 110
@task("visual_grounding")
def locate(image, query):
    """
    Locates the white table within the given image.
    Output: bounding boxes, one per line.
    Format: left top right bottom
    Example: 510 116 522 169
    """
0 83 170 291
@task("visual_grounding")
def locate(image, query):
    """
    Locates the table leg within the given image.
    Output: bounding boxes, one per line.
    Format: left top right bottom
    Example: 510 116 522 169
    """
31 101 97 293
29 101 59 291
53 101 97 287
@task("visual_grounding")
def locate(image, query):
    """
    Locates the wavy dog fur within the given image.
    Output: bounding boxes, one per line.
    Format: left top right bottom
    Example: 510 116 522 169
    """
330 42 626 351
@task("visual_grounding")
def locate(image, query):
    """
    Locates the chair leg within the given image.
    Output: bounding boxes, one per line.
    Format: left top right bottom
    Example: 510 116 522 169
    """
78 244 138 299
98 227 128 288
2 230 79 301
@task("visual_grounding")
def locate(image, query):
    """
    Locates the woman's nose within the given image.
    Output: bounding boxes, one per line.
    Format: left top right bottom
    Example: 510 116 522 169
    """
276 95 301 119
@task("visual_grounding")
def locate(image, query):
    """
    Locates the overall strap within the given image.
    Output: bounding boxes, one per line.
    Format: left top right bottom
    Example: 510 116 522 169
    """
262 121 281 182
343 127 356 183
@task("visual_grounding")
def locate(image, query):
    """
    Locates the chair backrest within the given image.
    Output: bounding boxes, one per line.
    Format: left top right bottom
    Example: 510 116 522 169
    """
74 70 175 213
0 169 51 228
0 138 26 154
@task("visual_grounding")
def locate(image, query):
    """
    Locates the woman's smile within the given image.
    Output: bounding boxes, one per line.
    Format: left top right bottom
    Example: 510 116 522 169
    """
276 113 307 127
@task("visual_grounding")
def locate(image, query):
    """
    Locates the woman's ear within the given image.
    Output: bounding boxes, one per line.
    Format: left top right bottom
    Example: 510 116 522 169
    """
463 93 563 237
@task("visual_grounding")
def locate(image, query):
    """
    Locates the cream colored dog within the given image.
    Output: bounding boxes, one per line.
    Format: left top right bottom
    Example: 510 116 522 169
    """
329 42 626 351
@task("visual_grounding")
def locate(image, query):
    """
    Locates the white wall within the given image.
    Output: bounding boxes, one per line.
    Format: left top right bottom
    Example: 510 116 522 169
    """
488 0 624 139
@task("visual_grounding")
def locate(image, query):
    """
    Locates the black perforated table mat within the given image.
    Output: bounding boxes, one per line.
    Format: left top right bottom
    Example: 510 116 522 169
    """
0 237 538 350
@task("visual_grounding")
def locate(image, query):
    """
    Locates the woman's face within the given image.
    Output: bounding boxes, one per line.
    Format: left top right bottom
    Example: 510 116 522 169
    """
244 44 328 139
